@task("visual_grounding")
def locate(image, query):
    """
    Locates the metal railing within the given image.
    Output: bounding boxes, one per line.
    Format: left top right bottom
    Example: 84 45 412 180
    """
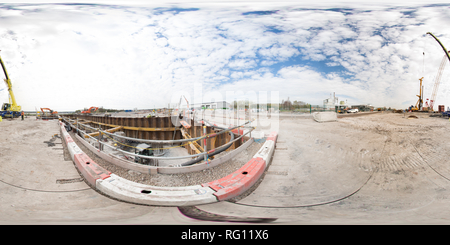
61 116 254 161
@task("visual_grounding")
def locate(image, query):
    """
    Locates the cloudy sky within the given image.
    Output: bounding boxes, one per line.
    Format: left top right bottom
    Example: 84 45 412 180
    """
1 0 450 111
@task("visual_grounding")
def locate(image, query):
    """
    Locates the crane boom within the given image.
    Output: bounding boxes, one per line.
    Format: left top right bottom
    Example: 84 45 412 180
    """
429 54 448 110
0 54 21 117
427 32 450 63
426 32 450 111
0 55 10 81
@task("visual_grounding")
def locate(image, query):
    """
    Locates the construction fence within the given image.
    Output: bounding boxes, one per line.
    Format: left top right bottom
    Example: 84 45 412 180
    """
285 105 337 114
285 104 375 114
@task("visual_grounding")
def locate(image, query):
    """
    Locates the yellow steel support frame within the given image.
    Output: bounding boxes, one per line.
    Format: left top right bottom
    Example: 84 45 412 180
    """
180 127 204 154
84 126 123 138
180 127 214 159
82 121 180 132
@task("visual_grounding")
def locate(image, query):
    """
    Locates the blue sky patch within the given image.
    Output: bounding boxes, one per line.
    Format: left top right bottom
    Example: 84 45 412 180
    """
152 7 199 15
242 10 278 16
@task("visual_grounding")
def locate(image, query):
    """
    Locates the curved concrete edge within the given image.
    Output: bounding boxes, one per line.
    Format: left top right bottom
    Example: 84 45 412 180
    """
203 157 266 201
74 131 254 175
60 122 218 206
60 121 278 206
202 131 278 201
97 174 218 206
60 122 111 187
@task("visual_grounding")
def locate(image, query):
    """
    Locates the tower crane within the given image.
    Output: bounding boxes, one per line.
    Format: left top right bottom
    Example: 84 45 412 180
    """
425 32 450 111
0 54 21 118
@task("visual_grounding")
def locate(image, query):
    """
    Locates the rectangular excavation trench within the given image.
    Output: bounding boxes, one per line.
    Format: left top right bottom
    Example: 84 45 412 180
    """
65 115 248 159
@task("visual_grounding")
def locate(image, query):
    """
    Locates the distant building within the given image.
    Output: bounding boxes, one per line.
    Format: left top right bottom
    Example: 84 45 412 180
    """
323 92 339 109
189 101 231 110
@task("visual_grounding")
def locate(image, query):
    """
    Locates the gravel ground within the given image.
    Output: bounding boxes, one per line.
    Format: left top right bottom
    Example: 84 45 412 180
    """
68 130 263 187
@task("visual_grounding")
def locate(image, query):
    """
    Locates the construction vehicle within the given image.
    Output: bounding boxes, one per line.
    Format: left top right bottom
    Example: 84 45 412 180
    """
0 54 21 118
335 105 348 114
81 106 99 114
134 143 154 165
425 32 450 111
424 53 447 111
411 77 424 111
38 107 58 120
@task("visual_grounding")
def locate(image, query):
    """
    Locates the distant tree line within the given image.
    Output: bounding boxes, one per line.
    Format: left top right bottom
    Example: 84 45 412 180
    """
74 106 122 114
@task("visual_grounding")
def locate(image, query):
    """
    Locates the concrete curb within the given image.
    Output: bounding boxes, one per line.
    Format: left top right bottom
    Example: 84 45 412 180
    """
60 122 111 187
96 174 218 206
60 121 278 206
202 131 278 201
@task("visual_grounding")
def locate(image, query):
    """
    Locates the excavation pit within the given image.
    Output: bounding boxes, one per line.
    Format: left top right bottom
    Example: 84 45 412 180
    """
61 114 261 188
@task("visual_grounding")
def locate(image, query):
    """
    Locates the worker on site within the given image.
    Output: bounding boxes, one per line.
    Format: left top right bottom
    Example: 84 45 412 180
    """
21 111 24 120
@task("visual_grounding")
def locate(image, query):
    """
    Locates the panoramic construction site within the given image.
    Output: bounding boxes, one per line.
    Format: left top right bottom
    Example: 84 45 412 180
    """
2 31 450 225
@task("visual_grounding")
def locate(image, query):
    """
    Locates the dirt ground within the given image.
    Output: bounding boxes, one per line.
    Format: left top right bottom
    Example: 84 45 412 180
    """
196 111 450 224
3 111 450 224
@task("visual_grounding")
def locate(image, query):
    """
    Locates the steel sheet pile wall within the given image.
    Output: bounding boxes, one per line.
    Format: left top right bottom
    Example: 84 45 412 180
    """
66 115 180 141
183 118 244 156
66 115 246 152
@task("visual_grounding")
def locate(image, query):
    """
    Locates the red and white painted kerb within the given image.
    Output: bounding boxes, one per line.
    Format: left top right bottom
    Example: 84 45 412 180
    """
201 131 277 201
60 121 277 206
60 122 111 187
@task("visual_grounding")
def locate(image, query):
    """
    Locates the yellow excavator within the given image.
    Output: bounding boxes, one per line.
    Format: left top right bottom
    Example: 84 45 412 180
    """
0 54 21 118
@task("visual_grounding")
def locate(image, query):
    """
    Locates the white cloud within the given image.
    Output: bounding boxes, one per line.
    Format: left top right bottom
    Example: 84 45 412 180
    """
1 3 450 111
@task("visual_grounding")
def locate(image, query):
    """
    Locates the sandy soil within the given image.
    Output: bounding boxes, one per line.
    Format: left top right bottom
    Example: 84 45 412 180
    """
4 111 450 224
193 111 450 224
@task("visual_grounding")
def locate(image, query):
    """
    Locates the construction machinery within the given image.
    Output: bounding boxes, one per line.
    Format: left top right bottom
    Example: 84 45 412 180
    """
411 77 424 111
427 32 450 63
335 105 348 114
134 143 155 166
0 54 21 118
81 106 99 114
424 53 448 111
425 32 450 111
38 107 58 120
